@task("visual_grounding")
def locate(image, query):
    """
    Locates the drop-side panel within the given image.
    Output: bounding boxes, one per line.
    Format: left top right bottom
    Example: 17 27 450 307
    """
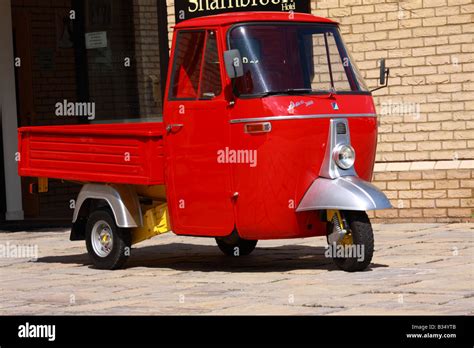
18 122 165 185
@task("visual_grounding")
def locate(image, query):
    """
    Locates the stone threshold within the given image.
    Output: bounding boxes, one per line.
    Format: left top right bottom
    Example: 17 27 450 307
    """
374 160 474 172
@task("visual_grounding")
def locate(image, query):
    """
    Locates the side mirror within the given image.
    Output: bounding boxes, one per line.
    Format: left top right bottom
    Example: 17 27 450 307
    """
224 49 244 79
371 58 390 93
379 58 386 85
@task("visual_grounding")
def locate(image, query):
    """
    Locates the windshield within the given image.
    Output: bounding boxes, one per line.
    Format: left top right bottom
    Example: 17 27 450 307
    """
228 23 369 97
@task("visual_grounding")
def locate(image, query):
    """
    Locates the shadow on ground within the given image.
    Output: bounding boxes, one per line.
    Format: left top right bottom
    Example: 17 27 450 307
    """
37 243 388 273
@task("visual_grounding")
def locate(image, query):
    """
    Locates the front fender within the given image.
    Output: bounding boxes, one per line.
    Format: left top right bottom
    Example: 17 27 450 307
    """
296 176 392 212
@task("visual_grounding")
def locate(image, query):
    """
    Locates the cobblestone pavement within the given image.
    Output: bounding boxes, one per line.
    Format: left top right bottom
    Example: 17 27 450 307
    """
0 223 472 315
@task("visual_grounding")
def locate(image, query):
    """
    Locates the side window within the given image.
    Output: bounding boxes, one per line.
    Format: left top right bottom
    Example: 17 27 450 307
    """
200 31 222 98
326 32 352 91
170 31 206 99
308 33 333 92
305 32 351 92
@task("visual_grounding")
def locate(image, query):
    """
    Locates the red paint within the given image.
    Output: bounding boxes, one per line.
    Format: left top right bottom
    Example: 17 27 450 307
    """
228 95 376 239
18 123 165 185
18 12 379 240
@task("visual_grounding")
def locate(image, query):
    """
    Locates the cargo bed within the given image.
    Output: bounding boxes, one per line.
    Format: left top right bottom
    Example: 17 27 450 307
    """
18 122 166 185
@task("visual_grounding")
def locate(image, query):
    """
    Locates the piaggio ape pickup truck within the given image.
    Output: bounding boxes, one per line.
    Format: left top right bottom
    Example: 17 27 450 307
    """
18 12 392 272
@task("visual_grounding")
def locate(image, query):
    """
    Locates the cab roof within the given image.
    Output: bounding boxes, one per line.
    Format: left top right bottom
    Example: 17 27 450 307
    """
174 11 338 29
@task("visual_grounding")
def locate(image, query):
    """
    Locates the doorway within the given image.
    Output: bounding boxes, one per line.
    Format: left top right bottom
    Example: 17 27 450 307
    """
10 0 169 220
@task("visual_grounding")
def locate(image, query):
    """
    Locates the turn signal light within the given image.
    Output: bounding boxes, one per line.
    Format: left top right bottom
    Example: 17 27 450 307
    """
245 122 272 134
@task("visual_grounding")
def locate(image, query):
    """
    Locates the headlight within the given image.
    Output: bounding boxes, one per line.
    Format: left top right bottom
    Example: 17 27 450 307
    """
333 144 355 170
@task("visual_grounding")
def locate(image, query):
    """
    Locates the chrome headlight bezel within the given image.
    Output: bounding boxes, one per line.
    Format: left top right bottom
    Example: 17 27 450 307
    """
333 144 356 170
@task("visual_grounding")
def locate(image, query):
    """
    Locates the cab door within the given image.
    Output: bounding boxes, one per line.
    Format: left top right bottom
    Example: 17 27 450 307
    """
164 29 234 236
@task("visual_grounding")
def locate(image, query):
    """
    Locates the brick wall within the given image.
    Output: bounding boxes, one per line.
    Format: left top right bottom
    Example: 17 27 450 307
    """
371 167 473 222
164 0 473 222
311 0 473 222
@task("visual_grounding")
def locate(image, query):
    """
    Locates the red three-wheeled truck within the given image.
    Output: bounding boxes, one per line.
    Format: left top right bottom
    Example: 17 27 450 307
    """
18 12 391 272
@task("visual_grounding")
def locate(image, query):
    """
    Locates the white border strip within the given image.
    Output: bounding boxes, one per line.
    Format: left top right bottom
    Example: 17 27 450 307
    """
374 160 474 172
230 113 377 124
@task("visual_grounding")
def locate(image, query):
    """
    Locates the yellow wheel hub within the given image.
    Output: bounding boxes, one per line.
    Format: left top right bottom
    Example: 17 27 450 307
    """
340 233 353 246
327 209 353 246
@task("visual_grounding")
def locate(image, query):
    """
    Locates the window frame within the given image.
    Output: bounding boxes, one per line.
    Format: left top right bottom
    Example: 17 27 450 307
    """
226 22 372 100
168 28 224 102
198 30 224 99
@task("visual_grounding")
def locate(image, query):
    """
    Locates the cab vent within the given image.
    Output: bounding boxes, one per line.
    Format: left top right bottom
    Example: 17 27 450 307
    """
336 122 347 135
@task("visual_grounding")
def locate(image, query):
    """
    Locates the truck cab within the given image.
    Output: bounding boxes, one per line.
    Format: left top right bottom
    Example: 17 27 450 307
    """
165 12 388 239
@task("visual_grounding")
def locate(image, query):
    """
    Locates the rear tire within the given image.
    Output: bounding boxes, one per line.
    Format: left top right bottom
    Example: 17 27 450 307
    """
216 231 257 257
85 209 131 270
329 211 374 272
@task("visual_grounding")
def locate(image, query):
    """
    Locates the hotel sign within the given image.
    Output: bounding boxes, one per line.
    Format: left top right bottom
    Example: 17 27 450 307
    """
175 0 311 23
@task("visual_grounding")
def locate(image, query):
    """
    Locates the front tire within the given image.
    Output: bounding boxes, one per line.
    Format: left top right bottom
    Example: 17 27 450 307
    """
329 211 374 272
216 231 257 257
85 209 131 270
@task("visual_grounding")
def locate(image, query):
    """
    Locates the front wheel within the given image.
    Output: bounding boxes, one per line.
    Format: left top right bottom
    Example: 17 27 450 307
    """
327 211 374 272
85 209 131 270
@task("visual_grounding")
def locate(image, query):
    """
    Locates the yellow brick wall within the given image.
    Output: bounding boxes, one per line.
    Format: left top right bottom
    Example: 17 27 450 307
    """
370 168 473 222
311 0 473 222
164 0 473 222
313 0 473 164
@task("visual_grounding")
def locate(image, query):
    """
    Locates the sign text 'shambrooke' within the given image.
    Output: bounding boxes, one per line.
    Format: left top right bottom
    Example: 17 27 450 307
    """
175 0 311 23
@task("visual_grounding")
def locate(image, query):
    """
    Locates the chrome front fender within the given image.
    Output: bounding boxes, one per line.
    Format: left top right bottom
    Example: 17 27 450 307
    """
296 176 392 212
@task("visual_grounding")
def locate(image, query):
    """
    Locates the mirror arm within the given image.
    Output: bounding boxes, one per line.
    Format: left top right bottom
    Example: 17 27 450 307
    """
370 68 390 93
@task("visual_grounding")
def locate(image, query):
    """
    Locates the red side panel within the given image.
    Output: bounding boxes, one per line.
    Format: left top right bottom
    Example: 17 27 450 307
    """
229 95 377 240
18 122 165 185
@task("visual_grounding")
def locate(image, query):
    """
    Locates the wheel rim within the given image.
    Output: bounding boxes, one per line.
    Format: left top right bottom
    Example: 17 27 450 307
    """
91 220 113 258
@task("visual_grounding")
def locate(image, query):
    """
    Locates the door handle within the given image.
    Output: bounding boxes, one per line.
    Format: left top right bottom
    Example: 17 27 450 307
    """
166 124 184 134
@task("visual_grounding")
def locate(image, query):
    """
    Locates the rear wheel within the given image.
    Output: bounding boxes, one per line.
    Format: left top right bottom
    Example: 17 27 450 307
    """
216 231 257 257
327 211 374 272
85 209 131 270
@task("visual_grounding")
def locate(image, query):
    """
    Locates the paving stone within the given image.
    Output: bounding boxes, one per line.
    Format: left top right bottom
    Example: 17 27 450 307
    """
0 224 472 315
